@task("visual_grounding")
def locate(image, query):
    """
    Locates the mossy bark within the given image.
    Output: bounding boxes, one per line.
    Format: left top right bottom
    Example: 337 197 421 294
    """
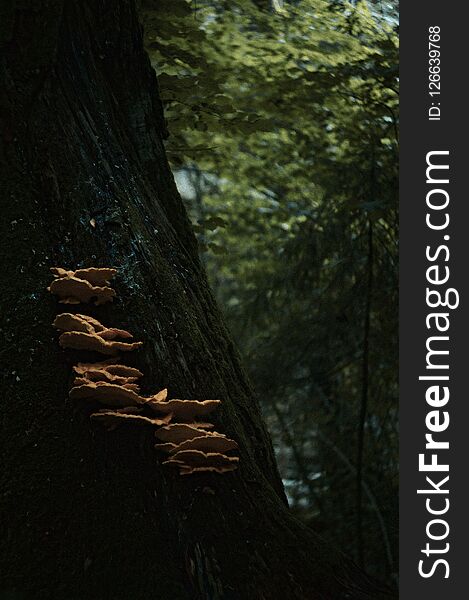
0 2 394 599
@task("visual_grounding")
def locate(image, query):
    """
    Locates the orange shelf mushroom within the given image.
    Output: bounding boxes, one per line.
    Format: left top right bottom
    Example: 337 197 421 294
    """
50 267 116 286
155 423 223 445
53 313 143 356
73 377 140 392
54 313 134 340
153 406 240 475
69 381 168 410
48 267 117 305
59 331 142 355
149 398 221 421
74 359 143 380
70 381 143 408
166 434 238 455
90 410 172 431
72 359 142 387
163 450 239 476
155 433 237 456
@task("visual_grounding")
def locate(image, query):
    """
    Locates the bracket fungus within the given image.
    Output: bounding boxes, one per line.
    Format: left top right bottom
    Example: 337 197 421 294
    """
154 426 238 474
69 381 168 410
73 369 141 386
49 265 239 475
155 433 237 455
149 399 221 421
70 381 143 408
153 409 239 475
90 410 172 431
54 313 134 340
73 359 143 383
165 434 238 455
53 314 143 356
73 359 143 393
144 388 169 406
73 377 141 392
105 406 143 414
163 450 239 476
48 268 117 305
154 423 224 445
59 332 142 355
50 267 117 286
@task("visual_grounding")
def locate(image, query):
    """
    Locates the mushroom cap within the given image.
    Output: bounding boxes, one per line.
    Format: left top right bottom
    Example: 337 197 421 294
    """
179 465 238 475
90 410 172 430
155 423 225 444
155 433 237 455
48 276 116 306
154 442 179 453
59 331 142 356
73 360 143 379
53 313 95 334
69 381 142 407
50 267 72 278
163 450 239 475
168 434 238 455
104 364 144 378
149 399 220 420
72 359 142 386
121 382 141 393
140 388 168 412
104 406 143 414
98 328 134 341
77 315 134 340
54 313 134 341
51 267 117 286
69 381 170 411
72 370 140 386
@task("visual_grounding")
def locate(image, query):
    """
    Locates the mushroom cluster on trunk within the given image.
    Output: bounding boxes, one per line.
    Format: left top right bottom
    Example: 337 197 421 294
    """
48 266 239 475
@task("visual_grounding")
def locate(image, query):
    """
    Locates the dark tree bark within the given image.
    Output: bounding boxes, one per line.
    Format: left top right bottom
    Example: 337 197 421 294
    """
0 2 394 599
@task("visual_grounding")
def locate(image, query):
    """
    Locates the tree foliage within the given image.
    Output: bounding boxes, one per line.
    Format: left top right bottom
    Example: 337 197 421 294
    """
141 0 398 586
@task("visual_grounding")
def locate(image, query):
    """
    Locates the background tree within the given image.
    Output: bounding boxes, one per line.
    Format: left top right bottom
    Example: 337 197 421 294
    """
0 0 394 599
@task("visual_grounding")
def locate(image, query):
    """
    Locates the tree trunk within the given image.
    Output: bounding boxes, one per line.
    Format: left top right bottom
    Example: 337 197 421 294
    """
0 2 393 598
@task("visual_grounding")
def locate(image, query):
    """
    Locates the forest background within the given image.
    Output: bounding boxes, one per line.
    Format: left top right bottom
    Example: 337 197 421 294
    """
141 0 398 588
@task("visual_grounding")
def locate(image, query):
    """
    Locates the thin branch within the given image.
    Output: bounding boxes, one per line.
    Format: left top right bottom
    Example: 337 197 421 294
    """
356 217 374 568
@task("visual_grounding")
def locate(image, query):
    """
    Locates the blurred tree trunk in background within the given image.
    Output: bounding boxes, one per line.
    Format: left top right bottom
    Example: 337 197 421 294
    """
0 1 393 598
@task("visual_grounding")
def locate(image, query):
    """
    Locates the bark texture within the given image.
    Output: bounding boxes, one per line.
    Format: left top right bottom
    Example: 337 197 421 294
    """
0 2 394 599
